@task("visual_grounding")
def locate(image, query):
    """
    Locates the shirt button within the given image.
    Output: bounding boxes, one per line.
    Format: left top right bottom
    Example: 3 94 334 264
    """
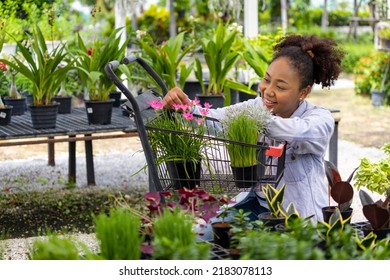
291 154 296 160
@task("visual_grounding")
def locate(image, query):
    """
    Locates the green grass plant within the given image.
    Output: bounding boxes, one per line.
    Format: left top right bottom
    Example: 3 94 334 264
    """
152 207 210 260
94 208 142 260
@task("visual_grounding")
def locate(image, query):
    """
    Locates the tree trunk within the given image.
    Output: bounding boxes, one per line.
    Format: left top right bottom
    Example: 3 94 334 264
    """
321 0 329 30
169 0 177 38
280 0 288 34
244 0 258 37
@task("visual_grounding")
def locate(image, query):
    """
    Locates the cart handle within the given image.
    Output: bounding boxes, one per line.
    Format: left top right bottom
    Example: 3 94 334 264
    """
105 61 165 193
265 144 285 157
123 54 168 95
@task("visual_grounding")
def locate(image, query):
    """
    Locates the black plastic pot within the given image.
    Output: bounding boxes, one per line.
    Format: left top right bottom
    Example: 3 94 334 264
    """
321 206 353 224
109 91 122 107
212 222 231 249
3 97 26 115
0 105 13 126
258 212 285 230
231 164 259 188
85 100 114 125
29 103 59 129
52 96 72 114
166 160 201 190
196 94 224 109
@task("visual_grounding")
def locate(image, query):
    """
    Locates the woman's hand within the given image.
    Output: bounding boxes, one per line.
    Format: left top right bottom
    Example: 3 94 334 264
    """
162 87 190 109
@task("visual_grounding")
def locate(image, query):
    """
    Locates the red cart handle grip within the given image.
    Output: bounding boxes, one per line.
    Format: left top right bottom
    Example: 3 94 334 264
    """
265 144 285 157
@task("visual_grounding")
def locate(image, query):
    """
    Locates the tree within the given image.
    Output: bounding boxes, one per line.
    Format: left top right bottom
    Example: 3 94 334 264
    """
322 0 329 30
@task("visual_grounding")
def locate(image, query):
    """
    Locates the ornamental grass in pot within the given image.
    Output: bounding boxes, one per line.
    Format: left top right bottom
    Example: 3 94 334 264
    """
220 102 270 188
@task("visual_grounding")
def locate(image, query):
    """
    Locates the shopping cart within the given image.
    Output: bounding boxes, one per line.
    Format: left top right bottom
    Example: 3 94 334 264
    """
105 55 286 195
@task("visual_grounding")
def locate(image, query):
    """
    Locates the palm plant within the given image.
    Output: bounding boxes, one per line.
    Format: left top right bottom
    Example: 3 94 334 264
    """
75 27 128 101
135 30 197 91
195 22 254 97
0 25 72 106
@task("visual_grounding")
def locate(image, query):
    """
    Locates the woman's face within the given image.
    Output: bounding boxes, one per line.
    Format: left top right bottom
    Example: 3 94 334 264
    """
259 57 310 118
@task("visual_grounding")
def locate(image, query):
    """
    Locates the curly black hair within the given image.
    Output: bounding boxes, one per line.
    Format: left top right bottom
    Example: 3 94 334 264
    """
272 35 345 90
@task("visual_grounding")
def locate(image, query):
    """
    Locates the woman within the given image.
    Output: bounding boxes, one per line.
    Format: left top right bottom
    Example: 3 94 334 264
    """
162 34 344 221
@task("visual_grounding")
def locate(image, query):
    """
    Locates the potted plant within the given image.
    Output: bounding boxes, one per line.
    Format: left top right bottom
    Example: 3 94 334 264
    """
75 23 128 124
146 98 211 189
0 25 72 129
258 183 288 229
2 66 26 116
52 80 72 114
75 27 128 124
322 160 358 223
354 142 390 196
359 187 390 240
0 59 13 125
135 30 197 92
237 39 270 102
194 22 256 108
220 102 270 188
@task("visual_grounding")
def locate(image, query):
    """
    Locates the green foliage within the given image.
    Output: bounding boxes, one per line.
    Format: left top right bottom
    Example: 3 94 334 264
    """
0 187 146 239
74 27 128 101
354 143 390 195
152 207 211 260
342 42 374 74
137 4 169 44
94 208 142 260
262 184 286 217
30 234 81 260
197 22 251 96
353 50 390 103
0 25 73 105
220 102 270 167
239 229 324 260
0 0 82 43
14 73 33 94
135 31 197 90
147 102 209 165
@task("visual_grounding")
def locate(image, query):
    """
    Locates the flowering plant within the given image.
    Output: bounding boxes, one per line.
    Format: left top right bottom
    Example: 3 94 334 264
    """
146 97 212 164
0 62 8 107
143 187 230 224
74 6 128 101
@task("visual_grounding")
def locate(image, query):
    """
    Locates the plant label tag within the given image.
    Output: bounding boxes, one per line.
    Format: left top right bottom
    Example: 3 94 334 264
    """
0 112 6 118
87 108 93 113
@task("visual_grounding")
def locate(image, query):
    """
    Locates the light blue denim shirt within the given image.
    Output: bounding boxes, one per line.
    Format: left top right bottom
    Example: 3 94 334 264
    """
192 97 334 221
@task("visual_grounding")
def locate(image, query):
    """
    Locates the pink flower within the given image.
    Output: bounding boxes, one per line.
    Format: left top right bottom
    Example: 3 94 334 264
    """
147 99 164 110
199 108 208 116
182 112 193 120
191 97 200 107
203 102 213 109
172 103 181 111
144 192 161 203
179 104 189 111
